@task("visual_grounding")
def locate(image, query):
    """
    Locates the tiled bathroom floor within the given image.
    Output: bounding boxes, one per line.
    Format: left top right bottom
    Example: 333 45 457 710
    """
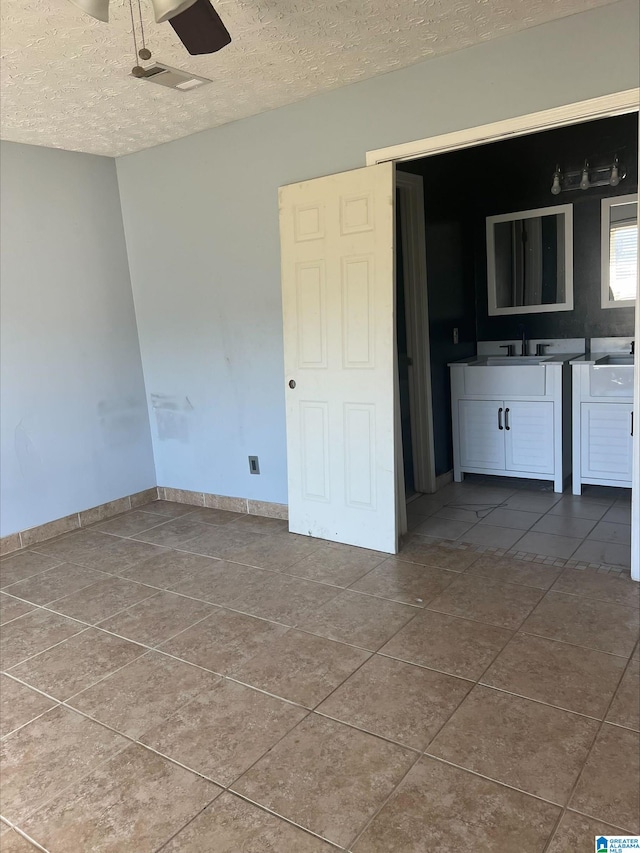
409 475 634 568
0 495 638 852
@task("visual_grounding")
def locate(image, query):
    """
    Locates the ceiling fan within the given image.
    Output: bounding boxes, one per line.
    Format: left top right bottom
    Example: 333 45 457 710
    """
69 0 231 55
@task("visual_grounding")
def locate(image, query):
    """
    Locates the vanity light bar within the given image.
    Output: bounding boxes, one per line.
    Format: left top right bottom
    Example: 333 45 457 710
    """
551 157 626 195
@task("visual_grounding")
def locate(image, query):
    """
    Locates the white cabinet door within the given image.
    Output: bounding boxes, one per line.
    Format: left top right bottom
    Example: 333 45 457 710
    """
458 399 505 470
581 403 633 482
504 401 555 475
279 163 398 553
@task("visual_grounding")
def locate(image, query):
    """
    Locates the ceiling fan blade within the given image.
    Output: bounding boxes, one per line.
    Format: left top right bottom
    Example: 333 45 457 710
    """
169 0 231 55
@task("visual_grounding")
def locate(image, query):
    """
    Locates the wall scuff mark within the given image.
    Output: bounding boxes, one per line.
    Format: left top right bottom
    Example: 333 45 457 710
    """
150 394 194 443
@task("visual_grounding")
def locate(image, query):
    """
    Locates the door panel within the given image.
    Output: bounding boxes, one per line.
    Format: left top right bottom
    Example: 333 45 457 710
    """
296 262 327 368
342 256 375 368
458 399 505 470
300 402 330 502
505 401 554 475
280 163 397 552
581 403 633 481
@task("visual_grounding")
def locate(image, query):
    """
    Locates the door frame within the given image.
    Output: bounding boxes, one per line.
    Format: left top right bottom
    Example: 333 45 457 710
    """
396 171 437 494
366 88 640 580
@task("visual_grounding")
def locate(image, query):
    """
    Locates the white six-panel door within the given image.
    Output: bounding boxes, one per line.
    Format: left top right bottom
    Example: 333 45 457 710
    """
279 163 398 553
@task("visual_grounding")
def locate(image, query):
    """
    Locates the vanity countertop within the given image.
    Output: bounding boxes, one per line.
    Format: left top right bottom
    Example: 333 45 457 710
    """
571 353 635 365
449 353 582 367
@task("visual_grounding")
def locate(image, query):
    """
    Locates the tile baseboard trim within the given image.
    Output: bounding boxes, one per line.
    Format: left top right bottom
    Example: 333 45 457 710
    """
0 487 290 557
435 470 454 490
1 487 290 556
157 486 289 521
0 487 159 556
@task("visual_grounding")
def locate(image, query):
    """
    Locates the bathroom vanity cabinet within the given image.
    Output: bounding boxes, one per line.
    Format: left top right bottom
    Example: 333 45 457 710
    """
450 356 574 492
572 356 634 493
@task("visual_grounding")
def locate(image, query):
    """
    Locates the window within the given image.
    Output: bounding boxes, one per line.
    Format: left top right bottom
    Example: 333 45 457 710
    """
601 195 638 309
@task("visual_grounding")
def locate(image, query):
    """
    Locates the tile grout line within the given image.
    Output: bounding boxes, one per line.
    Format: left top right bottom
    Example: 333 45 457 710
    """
6 543 636 658
0 818 51 853
0 693 63 743
5 582 532 850
1 567 119 611
3 670 307 847
372 577 598 849
3 604 636 844
14 524 633 586
5 605 636 747
6 544 638 627
0 709 135 831
150 797 221 853
0 600 41 628
559 805 640 836
407 658 636 847
211 791 349 852
149 788 344 853
3 492 631 846
3 621 90 673
0 561 66 591
31 588 162 637
345 575 532 851
541 649 640 850
6 560 635 696
417 752 571 809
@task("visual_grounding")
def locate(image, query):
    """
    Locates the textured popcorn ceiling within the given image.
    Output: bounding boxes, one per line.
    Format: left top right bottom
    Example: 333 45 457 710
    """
0 0 617 157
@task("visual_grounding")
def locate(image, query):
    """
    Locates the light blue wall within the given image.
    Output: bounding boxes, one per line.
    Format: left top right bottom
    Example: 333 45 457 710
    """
0 141 156 536
117 0 640 505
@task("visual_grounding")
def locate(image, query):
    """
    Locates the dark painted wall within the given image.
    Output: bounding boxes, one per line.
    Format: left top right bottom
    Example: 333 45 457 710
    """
400 112 638 477
470 114 638 340
422 219 476 476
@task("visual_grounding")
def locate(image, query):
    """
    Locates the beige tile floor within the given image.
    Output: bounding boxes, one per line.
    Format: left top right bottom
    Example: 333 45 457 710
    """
0 489 638 852
409 475 634 567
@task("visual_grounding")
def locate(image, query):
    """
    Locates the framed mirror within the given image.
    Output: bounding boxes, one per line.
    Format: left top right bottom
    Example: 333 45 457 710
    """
601 194 638 309
486 204 573 316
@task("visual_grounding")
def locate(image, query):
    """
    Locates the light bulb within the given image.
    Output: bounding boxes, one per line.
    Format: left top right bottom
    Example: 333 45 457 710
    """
551 171 561 195
580 163 590 190
610 160 620 186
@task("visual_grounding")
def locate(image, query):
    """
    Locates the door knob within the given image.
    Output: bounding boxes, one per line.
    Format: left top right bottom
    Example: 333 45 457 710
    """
288 380 296 389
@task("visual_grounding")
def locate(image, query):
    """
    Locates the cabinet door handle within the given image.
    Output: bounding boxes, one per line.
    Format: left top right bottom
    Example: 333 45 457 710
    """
498 407 504 430
505 407 511 431
632 411 634 437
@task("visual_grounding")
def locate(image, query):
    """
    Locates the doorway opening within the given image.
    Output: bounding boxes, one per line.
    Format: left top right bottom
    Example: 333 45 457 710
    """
390 103 639 573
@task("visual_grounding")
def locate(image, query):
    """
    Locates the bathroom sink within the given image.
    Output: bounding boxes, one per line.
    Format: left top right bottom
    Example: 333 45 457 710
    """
590 355 634 397
486 356 552 366
595 355 635 366
463 360 548 396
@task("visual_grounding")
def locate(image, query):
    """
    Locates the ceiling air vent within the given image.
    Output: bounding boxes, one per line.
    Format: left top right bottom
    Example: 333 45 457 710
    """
132 63 211 91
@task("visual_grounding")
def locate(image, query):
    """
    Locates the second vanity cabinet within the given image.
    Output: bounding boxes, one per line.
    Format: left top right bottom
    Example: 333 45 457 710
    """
572 356 634 493
450 357 572 492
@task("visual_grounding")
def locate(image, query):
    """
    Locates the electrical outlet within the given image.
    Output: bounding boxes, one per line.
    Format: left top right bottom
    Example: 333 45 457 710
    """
248 456 260 475
453 327 459 344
